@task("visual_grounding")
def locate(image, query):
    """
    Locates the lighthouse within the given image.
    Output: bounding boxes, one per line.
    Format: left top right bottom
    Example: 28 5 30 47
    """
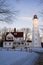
32 15 41 47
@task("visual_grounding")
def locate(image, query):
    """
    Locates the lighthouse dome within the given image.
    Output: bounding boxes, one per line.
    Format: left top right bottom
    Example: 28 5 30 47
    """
33 15 38 19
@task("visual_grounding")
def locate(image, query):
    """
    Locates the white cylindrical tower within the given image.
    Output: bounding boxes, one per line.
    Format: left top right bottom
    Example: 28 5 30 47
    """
32 15 41 47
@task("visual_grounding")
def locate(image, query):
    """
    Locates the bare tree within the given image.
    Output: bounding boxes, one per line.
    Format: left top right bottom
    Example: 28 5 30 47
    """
0 0 18 23
39 0 43 31
39 0 43 15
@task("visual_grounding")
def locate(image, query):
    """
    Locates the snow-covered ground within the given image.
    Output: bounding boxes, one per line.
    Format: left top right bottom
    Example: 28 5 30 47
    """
0 50 39 65
32 48 43 53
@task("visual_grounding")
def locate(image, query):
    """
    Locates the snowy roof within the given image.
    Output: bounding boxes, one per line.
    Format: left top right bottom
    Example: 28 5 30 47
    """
6 32 23 38
6 33 14 38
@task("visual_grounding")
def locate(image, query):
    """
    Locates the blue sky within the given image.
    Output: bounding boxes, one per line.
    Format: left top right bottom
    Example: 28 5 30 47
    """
0 0 42 29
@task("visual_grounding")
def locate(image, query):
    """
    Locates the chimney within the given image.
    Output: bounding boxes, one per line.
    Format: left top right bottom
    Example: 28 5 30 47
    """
14 28 16 32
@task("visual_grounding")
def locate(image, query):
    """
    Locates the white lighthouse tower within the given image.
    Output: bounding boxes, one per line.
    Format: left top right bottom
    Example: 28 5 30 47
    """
32 15 41 47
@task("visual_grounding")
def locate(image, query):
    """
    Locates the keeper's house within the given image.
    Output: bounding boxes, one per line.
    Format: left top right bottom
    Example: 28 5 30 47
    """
3 32 23 48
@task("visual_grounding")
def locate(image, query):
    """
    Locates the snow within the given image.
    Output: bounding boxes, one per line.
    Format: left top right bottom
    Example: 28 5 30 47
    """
0 50 39 65
32 48 43 53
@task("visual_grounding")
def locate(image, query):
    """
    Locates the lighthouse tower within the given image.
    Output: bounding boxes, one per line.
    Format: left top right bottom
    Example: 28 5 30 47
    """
32 15 41 47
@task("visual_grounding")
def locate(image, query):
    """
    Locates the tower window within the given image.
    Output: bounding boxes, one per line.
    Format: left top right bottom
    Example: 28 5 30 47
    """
35 38 37 40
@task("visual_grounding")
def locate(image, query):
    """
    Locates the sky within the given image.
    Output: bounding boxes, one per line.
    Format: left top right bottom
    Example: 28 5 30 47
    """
0 0 43 29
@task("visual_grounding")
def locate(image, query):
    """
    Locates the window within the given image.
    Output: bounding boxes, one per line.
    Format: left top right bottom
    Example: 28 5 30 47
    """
22 42 24 45
35 38 37 40
6 37 13 40
18 43 20 45
9 43 11 45
5 43 6 45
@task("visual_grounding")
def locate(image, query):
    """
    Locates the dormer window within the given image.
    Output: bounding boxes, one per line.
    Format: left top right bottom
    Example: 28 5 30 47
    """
6 37 13 40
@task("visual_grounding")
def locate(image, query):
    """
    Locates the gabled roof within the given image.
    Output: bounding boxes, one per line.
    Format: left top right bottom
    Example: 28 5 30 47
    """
6 32 23 38
6 33 14 37
3 32 23 41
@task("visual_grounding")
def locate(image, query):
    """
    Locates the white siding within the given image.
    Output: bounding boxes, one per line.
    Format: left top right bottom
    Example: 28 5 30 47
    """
3 41 13 48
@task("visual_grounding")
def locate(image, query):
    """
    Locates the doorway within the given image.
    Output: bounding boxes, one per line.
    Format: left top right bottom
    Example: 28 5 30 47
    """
41 42 43 48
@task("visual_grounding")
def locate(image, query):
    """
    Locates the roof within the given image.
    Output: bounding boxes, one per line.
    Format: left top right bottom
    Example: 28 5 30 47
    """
3 40 13 42
6 32 23 38
3 32 23 41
